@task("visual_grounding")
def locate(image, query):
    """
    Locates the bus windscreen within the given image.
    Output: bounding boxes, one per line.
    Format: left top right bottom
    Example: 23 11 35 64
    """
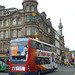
10 41 28 62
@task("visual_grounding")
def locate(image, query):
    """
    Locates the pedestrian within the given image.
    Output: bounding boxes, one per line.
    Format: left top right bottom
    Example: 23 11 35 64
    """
60 62 61 65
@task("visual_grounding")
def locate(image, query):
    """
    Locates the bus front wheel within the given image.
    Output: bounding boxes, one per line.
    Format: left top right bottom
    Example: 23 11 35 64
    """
53 66 55 70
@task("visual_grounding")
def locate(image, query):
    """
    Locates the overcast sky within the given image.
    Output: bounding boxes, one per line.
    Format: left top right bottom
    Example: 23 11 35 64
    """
0 0 75 50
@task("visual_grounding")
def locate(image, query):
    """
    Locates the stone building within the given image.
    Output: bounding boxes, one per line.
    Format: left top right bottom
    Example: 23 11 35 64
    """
65 47 70 60
0 0 54 55
55 30 60 56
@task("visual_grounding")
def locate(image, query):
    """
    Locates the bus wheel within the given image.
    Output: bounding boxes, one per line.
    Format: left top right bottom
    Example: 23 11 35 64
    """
53 66 55 70
37 69 41 75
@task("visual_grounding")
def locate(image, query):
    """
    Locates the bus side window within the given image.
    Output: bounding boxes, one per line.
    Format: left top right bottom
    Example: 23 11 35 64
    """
35 57 42 65
42 58 44 64
39 43 42 50
47 46 48 51
44 58 46 64
44 45 48 51
36 42 42 50
48 58 51 64
41 44 44 50
45 45 48 51
48 46 50 51
49 46 52 51
44 58 50 64
45 45 47 51
36 42 39 49
31 40 33 48
31 40 36 49
43 44 46 50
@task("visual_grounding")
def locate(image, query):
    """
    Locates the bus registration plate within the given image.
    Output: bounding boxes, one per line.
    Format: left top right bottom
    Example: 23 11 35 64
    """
16 73 21 75
16 66 25 71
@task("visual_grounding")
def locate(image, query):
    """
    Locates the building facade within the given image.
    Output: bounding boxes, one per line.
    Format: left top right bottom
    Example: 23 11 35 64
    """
0 0 54 55
0 0 69 62
55 30 60 55
65 47 70 60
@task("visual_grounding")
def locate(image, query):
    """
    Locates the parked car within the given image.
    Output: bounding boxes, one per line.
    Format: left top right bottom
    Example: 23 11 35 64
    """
0 60 9 72
0 56 9 72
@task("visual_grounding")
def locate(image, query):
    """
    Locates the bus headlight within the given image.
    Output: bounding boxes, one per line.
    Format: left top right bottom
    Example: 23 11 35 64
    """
28 64 30 71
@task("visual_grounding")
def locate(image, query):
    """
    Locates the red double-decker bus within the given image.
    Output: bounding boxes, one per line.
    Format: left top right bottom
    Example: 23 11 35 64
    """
9 38 58 75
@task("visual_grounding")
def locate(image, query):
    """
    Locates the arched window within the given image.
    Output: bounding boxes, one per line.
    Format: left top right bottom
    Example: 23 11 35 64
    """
0 43 2 51
32 27 36 35
0 31 3 38
26 5 30 12
4 20 8 26
18 29 22 37
0 11 3 16
12 18 16 25
5 31 8 38
18 18 21 24
31 5 34 11
0 21 3 27
27 27 36 35
27 27 31 35
4 43 8 52
48 28 50 33
12 30 16 37
26 16 30 22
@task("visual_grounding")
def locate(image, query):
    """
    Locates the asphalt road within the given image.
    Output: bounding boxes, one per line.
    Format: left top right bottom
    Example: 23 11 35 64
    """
0 65 75 75
0 73 8 75
44 65 75 75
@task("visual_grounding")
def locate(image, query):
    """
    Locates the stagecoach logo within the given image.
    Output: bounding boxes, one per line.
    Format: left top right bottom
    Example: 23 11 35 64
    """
41 52 50 56
37 50 50 56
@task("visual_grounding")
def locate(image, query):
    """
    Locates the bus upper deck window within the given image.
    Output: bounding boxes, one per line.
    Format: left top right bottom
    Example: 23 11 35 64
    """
31 40 36 49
